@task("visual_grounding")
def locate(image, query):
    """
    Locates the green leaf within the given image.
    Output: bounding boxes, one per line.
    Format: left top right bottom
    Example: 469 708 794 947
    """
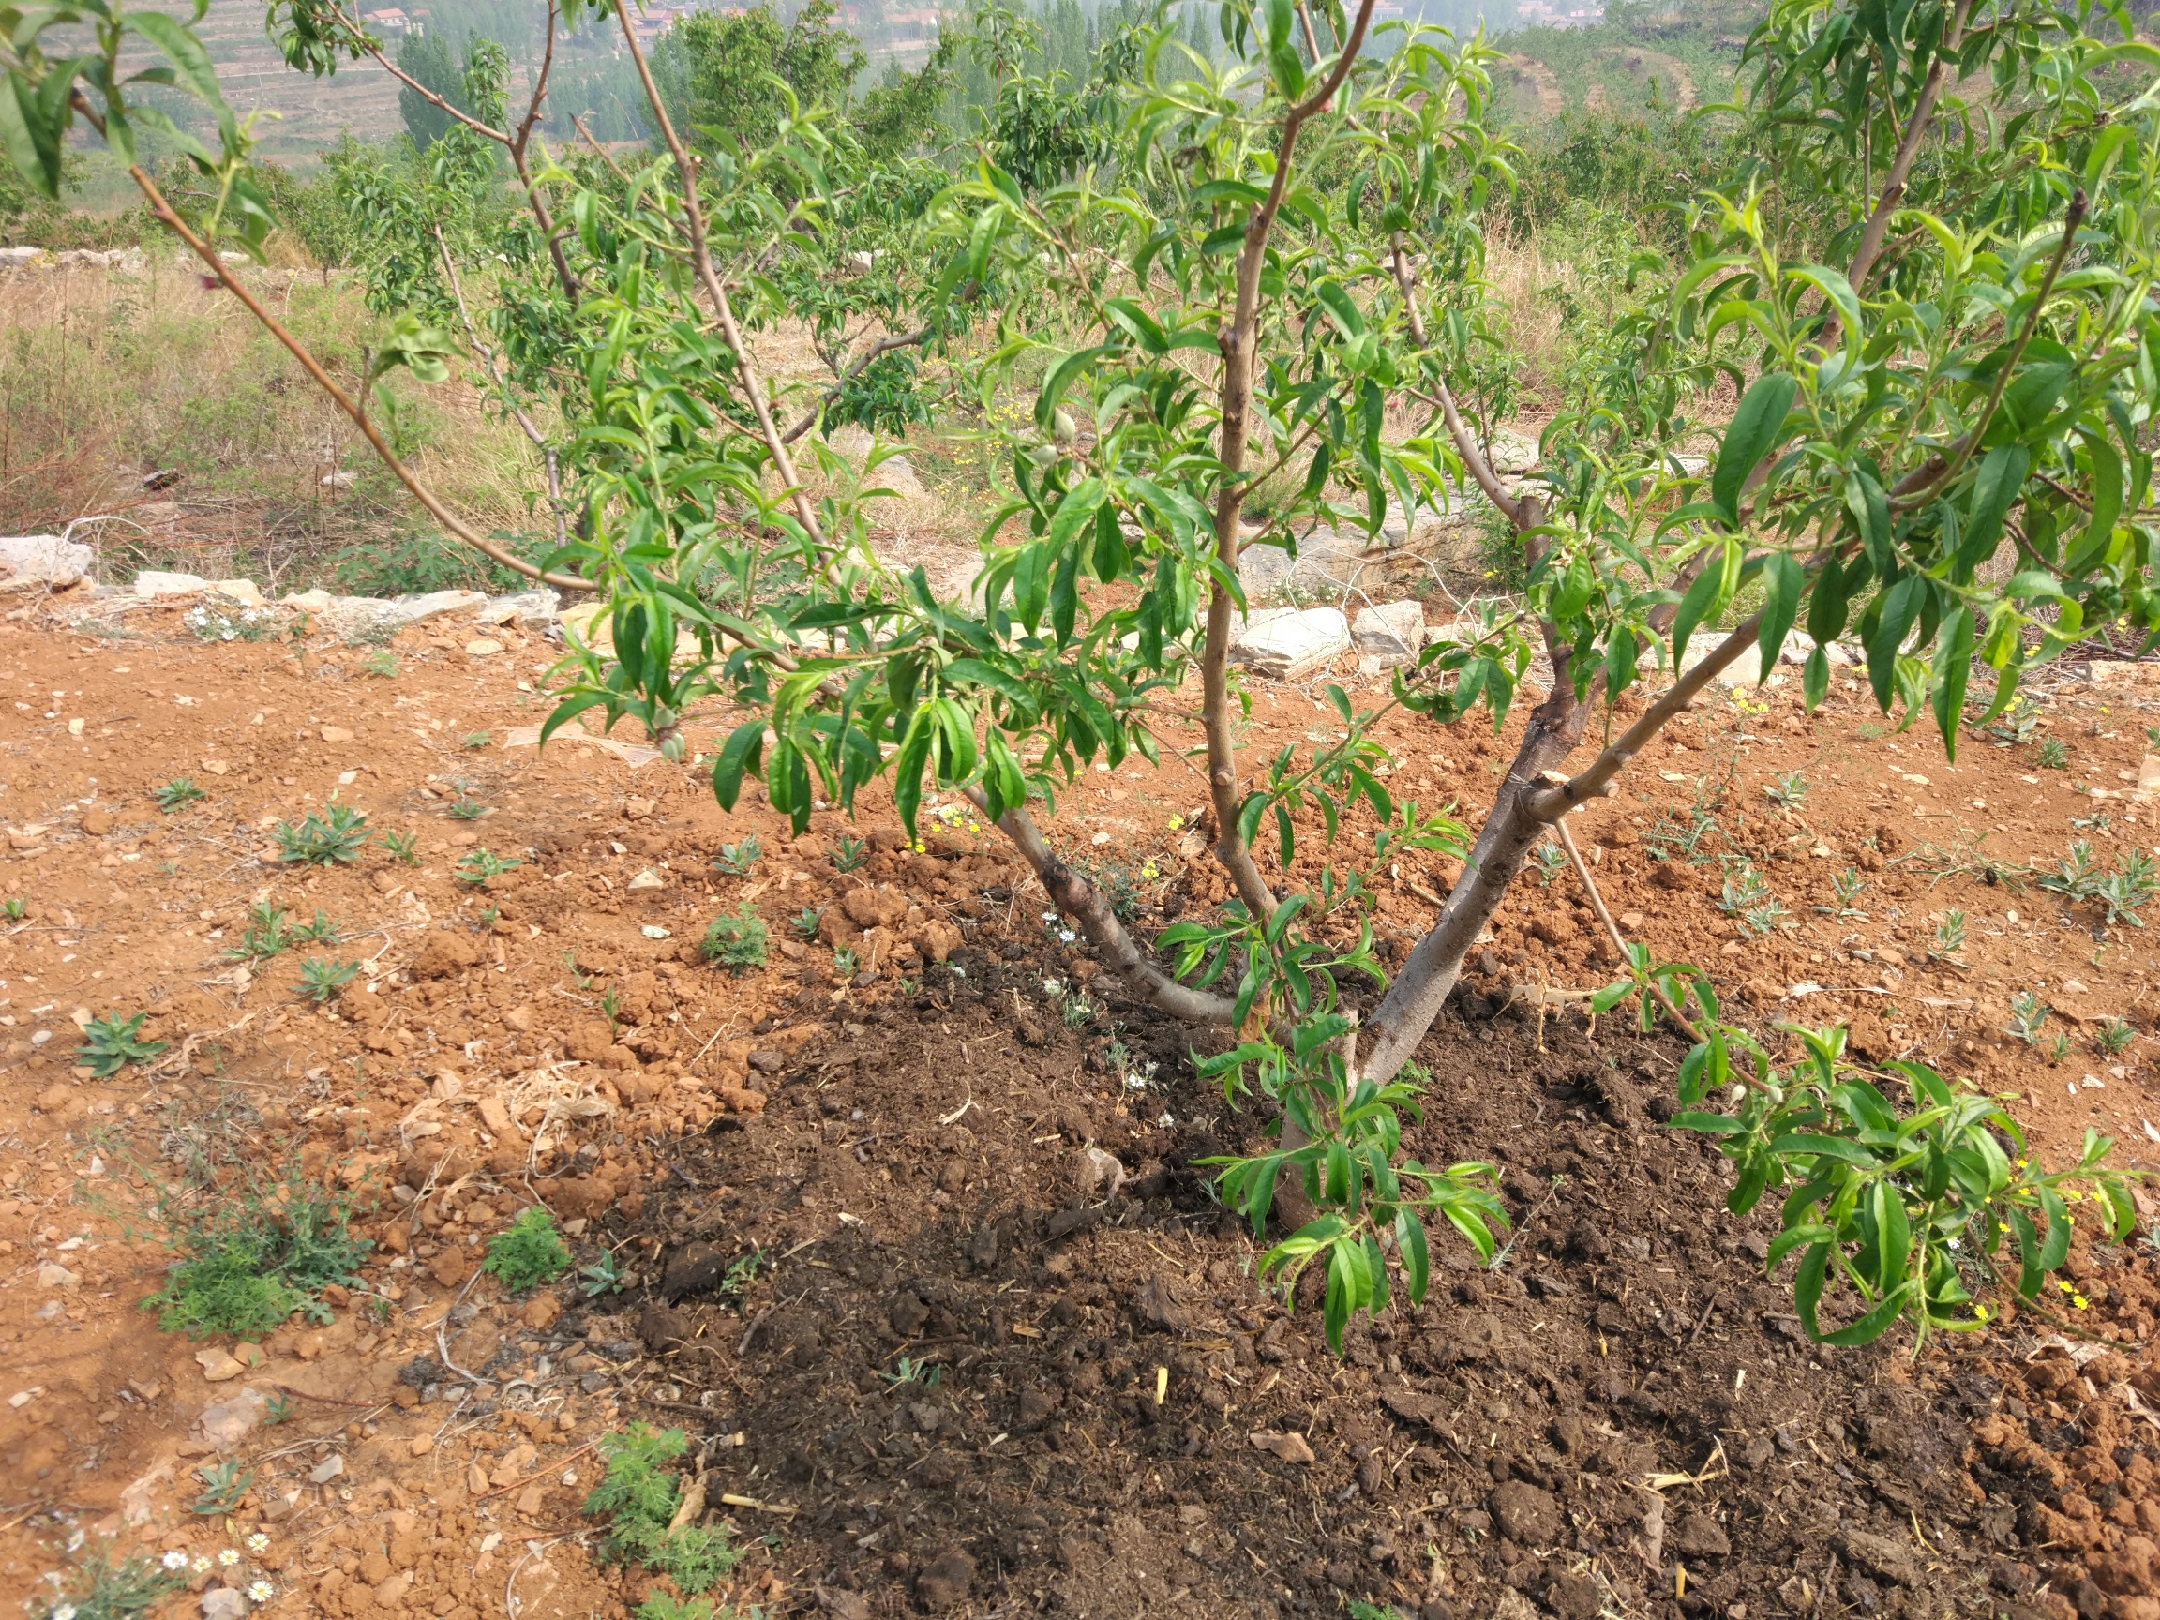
1264 0 1306 99
1711 373 1795 526
1757 552 1803 682
125 10 227 108
1670 542 1734 671
1395 1209 1430 1303
1959 444 2028 573
1930 605 1973 761
709 721 767 812
1034 346 1109 430
890 706 936 842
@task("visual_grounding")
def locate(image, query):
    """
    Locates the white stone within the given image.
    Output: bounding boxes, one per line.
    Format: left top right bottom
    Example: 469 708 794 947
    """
1352 601 1427 664
1485 431 1540 475
1239 525 1396 603
627 869 665 892
197 1386 267 1450
479 589 559 626
280 588 334 611
1230 606 1352 682
194 1347 244 1383
208 578 265 607
135 570 209 598
0 534 92 588
308 1452 345 1483
0 247 47 270
202 1587 250 1620
35 1262 75 1289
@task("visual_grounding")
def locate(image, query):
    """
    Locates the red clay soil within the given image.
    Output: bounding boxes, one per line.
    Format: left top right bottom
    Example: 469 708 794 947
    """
0 595 2158 1619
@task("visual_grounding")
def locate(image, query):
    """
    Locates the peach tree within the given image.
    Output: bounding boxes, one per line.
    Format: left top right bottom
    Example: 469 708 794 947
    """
2 0 2147 1347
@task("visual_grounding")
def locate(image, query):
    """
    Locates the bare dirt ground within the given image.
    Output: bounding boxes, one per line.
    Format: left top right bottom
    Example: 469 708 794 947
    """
4 589 2160 1620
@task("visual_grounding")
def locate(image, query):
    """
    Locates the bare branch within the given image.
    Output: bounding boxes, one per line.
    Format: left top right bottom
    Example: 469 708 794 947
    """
126 158 593 593
612 1 831 556
963 787 1238 1026
1552 818 1701 1041
1845 0 1974 298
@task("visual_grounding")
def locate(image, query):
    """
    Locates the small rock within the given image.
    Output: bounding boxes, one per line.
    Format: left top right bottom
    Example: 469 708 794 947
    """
816 1588 873 1620
627 869 665 893
519 1293 562 1331
1134 1275 1195 1331
410 1434 434 1457
308 1452 345 1484
1249 1431 1316 1464
1672 1511 1730 1558
1229 606 1352 681
195 1347 245 1383
748 1049 786 1075
1075 1145 1125 1201
81 808 112 836
464 638 503 657
198 1386 268 1449
429 1247 475 1288
1352 600 1427 664
36 1262 76 1290
134 568 207 597
320 725 354 744
915 1545 976 1610
201 1587 250 1620
660 1242 730 1301
1834 1527 1919 1588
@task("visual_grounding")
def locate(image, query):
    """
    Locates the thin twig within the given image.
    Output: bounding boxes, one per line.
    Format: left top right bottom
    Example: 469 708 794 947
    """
1553 819 1700 1041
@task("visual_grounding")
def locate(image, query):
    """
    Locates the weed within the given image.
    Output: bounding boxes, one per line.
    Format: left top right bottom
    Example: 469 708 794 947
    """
380 829 420 864
483 1206 571 1291
447 795 487 820
1074 853 1145 918
292 908 343 943
600 987 622 1031
1646 804 1722 866
297 957 359 1004
790 906 822 938
831 835 869 873
477 906 500 928
585 1424 742 1595
29 1540 184 1620
462 730 490 749
1060 990 1095 1029
143 1161 371 1337
2037 841 2157 925
154 777 205 812
563 950 595 989
264 1393 297 1425
363 648 399 678
1821 867 1868 918
700 904 768 974
1929 909 1967 964
2008 990 2049 1045
185 601 277 642
2148 723 2160 749
223 902 294 962
190 1458 252 1514
1766 770 1808 808
2043 1032 2073 1064
1986 698 2042 746
457 848 521 885
275 802 368 865
882 1354 941 1388
77 1011 166 1078
717 1248 766 1303
1104 1038 1160 1091
1531 843 1568 887
1 897 20 920
1716 862 1788 938
580 1251 627 1297
832 945 860 979
2039 737 2069 770
711 835 762 877
2072 811 2113 833
2096 1017 2137 1058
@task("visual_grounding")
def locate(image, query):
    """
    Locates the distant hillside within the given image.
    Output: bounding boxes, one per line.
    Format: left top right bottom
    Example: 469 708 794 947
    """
1492 0 1762 127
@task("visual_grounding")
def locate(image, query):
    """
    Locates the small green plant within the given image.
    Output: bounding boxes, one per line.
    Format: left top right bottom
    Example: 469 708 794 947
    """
2095 1017 2137 1058
477 905 501 928
264 1393 297 1425
1531 843 1568 886
275 802 369 865
448 795 488 820
711 835 762 877
2043 1032 2073 1064
0 897 20 921
2008 990 2050 1045
2038 737 2070 770
483 1206 571 1291
881 1354 941 1388
293 908 343 943
154 777 205 812
2147 724 2160 750
1929 909 1967 964
790 906 822 938
380 829 420 864
634 1596 723 1620
458 848 522 885
585 1424 742 1596
581 1251 627 1297
1061 989 1095 1028
1821 867 1867 918
700 904 768 974
1717 862 1788 938
599 986 622 1032
831 835 869 873
1766 770 1809 808
297 957 360 1004
2037 842 2157 926
185 600 276 642
191 1458 253 1514
2072 810 2113 833
224 902 294 962
563 950 595 989
29 1539 184 1620
463 730 490 749
717 1248 766 1302
1986 697 2043 746
832 945 859 979
144 1161 371 1338
363 648 399 678
77 1011 166 1078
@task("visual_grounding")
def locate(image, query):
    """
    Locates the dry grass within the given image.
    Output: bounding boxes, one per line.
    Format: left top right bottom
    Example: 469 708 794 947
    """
0 259 546 594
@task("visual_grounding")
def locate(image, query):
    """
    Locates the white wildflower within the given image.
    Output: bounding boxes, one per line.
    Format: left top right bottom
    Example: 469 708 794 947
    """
162 1551 189 1571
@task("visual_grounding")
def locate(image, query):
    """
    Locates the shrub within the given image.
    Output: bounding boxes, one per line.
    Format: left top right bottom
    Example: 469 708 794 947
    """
143 1164 371 1338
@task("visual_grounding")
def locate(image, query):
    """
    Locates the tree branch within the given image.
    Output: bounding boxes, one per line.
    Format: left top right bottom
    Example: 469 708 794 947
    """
126 158 593 593
612 1 831 557
1392 234 1523 527
1844 0 1973 299
1200 0 1382 921
962 787 1238 1026
778 326 934 446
